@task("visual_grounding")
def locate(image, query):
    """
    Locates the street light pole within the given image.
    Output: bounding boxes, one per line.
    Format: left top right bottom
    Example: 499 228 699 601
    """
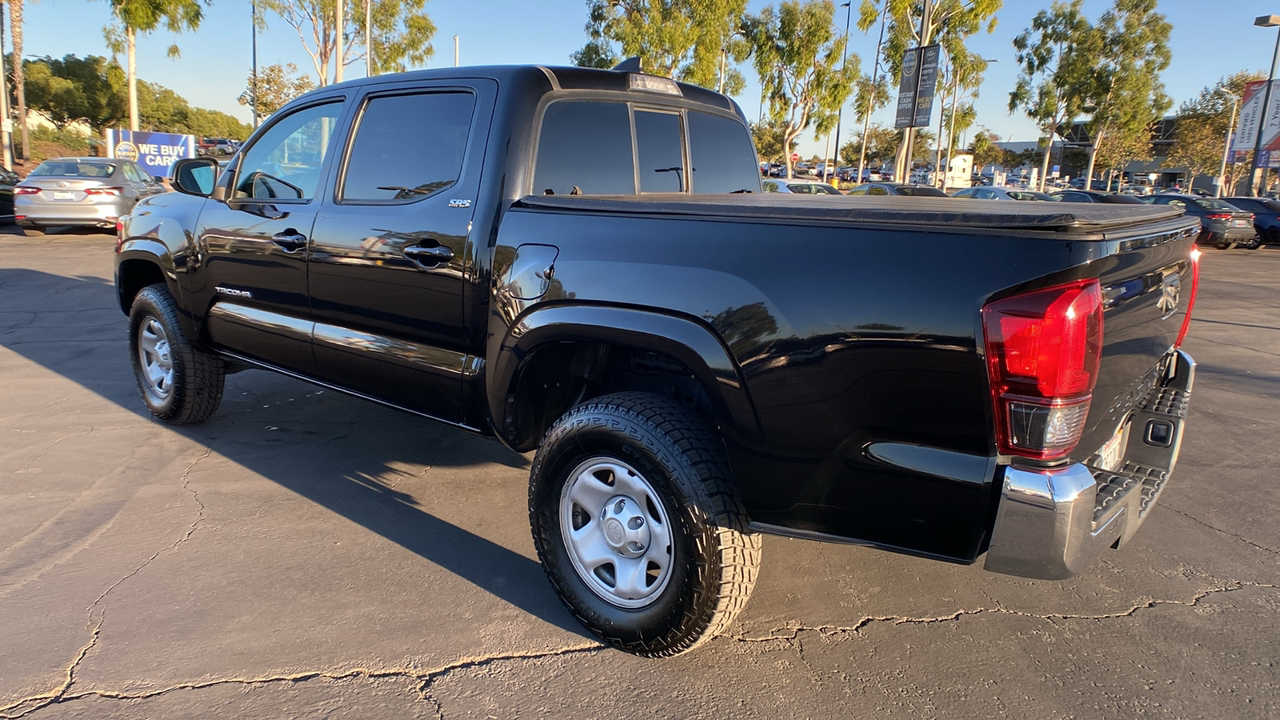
856 9 886 186
830 2 852 182
251 0 259 127
1218 90 1239 197
1246 14 1280 196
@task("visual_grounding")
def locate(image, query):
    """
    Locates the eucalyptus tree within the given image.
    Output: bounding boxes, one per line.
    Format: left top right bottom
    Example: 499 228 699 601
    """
1079 0 1171 189
1166 72 1265 194
745 0 855 178
857 0 1002 173
238 63 316 119
258 0 436 85
575 0 750 94
1009 0 1098 191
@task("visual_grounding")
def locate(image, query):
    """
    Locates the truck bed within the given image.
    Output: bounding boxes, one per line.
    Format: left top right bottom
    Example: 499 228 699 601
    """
517 194 1186 237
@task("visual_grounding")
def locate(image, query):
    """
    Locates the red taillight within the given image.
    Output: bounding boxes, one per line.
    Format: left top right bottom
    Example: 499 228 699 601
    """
85 187 124 196
1175 245 1202 348
982 280 1104 460
14 186 40 195
1206 213 1232 220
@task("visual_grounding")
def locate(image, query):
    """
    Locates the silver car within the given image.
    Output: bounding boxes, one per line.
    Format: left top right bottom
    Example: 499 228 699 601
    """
14 157 166 236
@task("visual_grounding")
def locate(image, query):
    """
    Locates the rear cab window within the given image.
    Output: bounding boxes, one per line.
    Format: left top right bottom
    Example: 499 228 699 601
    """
532 99 759 196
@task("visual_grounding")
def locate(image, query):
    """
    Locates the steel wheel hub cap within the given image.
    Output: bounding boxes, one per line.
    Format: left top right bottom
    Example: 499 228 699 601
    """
138 316 174 401
560 457 673 609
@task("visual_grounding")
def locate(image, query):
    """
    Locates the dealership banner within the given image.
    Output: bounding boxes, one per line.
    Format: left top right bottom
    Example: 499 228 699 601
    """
1231 80 1280 154
104 129 196 170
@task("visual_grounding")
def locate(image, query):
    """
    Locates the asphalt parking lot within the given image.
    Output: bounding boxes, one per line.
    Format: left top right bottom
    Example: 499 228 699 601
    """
1 228 1277 719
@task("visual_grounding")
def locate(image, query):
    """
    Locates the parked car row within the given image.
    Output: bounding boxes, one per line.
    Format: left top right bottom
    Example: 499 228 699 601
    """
8 151 1275 251
756 177 1273 250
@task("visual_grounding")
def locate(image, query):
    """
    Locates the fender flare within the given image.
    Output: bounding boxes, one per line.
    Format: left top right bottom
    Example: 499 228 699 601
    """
114 240 201 344
486 303 761 448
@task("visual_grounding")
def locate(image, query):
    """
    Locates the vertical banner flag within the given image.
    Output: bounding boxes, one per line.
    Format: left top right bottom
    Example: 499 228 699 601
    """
894 48 920 129
105 129 196 171
913 44 941 128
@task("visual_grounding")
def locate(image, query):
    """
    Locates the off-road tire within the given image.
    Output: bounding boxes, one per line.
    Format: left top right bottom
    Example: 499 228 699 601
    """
529 392 761 657
129 284 225 424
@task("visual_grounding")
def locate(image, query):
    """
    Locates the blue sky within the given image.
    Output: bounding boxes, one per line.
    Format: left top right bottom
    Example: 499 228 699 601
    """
18 0 1280 156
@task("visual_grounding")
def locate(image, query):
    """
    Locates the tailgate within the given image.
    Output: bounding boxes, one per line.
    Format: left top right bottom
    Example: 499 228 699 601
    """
1076 217 1200 461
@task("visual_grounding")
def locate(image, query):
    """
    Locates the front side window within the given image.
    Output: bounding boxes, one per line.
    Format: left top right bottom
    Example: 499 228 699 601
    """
235 101 343 201
635 110 684 192
787 183 813 194
341 92 475 202
533 102 635 196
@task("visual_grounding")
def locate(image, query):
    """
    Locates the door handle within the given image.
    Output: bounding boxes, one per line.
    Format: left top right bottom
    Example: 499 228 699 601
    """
271 230 308 251
402 244 454 266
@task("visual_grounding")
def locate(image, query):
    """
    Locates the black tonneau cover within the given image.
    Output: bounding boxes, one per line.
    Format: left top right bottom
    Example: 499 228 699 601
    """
517 194 1186 235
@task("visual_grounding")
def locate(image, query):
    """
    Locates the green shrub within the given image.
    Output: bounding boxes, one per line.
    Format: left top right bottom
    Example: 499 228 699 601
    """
30 126 93 153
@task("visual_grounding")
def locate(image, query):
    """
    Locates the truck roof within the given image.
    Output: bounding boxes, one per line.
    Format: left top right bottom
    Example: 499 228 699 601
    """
319 64 738 114
518 194 1191 237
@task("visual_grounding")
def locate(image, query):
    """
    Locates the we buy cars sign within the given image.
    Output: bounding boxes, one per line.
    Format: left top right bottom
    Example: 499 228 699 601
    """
105 129 197 171
1231 80 1280 164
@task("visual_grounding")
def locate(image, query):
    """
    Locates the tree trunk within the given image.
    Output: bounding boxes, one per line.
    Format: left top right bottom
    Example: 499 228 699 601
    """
1084 130 1103 191
1038 127 1054 192
11 0 28 161
784 128 799 178
128 26 139 131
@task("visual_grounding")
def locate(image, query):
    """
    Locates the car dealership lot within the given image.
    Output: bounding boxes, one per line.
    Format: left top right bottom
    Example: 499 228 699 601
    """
1 229 1277 719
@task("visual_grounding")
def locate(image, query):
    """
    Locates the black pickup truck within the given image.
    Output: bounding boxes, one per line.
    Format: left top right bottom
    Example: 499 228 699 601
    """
115 64 1200 657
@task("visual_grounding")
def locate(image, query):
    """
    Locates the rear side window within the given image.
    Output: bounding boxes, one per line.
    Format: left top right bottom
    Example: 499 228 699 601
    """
534 102 635 195
341 92 475 202
866 185 888 196
688 111 759 193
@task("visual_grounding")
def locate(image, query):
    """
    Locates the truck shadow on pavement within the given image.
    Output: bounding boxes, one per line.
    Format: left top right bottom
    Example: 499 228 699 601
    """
0 267 588 639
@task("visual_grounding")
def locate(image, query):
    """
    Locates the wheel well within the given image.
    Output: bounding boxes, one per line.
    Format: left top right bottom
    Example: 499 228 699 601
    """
116 259 166 314
504 341 714 452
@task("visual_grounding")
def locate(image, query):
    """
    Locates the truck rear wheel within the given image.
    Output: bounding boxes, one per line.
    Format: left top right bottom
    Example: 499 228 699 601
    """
529 392 761 657
129 284 225 424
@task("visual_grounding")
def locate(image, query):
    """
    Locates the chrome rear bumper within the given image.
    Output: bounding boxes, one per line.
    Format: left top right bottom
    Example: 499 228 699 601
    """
984 350 1195 580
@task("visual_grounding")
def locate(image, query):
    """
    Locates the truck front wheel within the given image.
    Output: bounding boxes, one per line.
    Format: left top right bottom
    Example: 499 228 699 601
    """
529 392 761 657
128 284 225 424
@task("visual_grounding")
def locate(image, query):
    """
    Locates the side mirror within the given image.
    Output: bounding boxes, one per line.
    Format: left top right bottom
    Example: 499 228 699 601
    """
152 175 165 183
170 157 220 197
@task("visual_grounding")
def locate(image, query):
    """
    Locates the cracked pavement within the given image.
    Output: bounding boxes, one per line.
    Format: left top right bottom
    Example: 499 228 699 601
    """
1 231 1277 718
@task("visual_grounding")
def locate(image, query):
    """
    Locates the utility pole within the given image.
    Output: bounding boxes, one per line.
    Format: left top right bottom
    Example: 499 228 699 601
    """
0 9 11 171
831 2 852 179
856 10 886 186
454 35 459 67
365 0 373 76
334 0 345 83
1218 92 1239 197
251 0 259 127
897 0 933 181
1247 15 1280 195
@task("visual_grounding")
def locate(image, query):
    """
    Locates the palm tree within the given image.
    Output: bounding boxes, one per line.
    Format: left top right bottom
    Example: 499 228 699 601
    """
108 0 203 131
10 0 28 160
